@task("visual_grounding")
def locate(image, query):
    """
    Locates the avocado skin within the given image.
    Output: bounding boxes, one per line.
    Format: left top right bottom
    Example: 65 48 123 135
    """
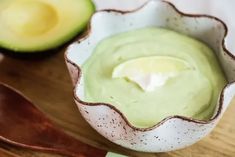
0 26 84 58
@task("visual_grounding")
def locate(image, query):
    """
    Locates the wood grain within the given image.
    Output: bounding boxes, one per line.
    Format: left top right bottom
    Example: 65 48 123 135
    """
0 148 20 157
0 50 235 157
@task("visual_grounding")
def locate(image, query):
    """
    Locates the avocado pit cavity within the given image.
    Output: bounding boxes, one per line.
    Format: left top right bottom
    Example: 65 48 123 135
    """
2 1 57 36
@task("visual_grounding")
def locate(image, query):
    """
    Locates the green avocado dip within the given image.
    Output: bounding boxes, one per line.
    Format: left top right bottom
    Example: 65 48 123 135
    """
82 27 227 128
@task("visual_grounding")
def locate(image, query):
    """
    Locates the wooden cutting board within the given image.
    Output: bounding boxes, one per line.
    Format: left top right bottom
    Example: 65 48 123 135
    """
0 50 235 157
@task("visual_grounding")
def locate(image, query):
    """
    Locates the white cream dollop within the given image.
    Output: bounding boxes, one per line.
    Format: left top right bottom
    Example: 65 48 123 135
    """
127 72 177 92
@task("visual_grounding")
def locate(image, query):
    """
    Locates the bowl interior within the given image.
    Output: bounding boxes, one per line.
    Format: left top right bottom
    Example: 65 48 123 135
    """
67 0 235 111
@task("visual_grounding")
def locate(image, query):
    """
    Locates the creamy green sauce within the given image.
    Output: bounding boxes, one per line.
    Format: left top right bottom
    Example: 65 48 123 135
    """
82 27 227 128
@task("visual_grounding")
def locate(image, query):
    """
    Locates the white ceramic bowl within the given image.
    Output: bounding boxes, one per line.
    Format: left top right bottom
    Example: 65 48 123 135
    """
65 0 235 152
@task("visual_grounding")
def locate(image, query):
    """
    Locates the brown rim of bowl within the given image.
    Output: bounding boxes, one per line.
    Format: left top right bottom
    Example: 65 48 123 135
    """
64 0 235 132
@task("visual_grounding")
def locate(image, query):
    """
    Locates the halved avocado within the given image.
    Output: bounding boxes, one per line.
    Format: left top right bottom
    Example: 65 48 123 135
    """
0 0 94 52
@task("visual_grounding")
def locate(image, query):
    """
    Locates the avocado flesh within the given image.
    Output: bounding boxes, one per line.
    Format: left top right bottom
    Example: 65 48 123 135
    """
82 27 227 128
0 0 94 52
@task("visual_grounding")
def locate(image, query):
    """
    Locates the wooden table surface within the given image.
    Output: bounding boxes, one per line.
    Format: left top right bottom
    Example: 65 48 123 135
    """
0 49 235 157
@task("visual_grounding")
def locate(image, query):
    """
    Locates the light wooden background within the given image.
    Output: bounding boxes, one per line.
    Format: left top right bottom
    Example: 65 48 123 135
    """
0 50 235 157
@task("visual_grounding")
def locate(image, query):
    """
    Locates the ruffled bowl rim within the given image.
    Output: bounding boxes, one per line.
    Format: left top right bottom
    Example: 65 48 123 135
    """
64 0 235 132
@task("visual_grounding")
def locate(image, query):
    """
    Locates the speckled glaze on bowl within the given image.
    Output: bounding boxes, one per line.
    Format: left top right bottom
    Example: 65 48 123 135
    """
65 0 235 152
